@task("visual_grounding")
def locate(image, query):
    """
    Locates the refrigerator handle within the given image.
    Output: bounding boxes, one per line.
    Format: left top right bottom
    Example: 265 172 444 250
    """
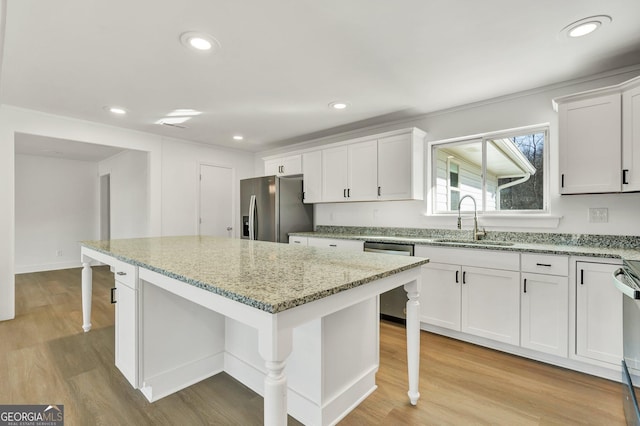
249 195 256 240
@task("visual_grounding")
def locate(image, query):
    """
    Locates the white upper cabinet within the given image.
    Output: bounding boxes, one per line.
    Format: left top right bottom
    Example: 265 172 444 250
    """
322 140 377 201
377 133 424 200
558 93 621 194
302 151 322 204
264 127 425 203
264 154 302 176
554 75 640 194
347 139 378 201
623 83 640 191
322 145 349 202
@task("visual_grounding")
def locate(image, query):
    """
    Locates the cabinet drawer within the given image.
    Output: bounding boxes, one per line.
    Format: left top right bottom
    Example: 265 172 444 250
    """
110 259 137 289
307 237 364 251
289 236 308 246
521 254 568 276
415 246 519 271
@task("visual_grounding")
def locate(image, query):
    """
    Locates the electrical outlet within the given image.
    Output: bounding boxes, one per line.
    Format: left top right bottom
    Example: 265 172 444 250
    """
588 208 608 223
56 250 63 257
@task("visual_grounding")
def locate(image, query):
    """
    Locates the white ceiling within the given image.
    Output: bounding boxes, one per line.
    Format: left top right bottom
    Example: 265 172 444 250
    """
2 0 640 153
14 133 125 162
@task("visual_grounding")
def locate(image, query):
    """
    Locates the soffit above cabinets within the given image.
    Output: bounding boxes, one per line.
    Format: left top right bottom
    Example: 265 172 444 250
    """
2 0 640 152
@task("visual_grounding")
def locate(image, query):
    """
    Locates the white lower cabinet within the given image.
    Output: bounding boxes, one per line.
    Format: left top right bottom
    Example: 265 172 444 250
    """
575 261 623 365
289 235 308 246
417 246 520 345
112 265 138 388
306 237 364 251
520 253 569 357
420 262 461 331
461 266 520 345
521 272 568 357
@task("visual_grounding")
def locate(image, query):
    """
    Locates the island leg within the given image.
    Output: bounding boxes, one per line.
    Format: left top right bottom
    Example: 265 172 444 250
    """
404 279 421 405
258 325 293 426
81 261 93 332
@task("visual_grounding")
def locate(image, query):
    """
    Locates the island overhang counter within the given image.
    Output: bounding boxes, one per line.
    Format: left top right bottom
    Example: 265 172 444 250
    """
79 236 428 426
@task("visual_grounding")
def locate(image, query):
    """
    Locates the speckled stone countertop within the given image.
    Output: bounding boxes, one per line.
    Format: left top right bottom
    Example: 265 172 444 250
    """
290 226 640 261
81 236 428 314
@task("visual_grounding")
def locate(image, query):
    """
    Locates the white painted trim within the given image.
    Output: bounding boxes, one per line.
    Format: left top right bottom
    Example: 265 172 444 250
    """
14 261 82 274
261 127 426 161
421 323 621 382
139 352 225 402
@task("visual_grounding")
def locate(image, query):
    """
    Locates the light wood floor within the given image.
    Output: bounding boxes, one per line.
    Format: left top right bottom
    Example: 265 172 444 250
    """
1 267 626 425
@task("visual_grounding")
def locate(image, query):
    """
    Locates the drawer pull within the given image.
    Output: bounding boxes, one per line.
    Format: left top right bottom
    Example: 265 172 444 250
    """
116 271 127 276
294 241 301 244
536 263 552 267
329 244 337 247
110 287 117 304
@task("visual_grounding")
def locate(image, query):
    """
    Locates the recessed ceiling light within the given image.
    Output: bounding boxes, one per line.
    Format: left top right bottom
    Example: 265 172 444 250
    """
233 135 244 141
329 101 349 110
560 15 611 39
180 31 221 53
104 106 127 115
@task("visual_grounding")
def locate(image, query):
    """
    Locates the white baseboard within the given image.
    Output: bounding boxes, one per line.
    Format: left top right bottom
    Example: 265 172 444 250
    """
140 352 225 402
15 261 82 274
421 322 622 382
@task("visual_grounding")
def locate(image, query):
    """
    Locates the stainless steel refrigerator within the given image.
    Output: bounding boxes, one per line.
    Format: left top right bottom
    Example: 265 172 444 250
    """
240 175 313 242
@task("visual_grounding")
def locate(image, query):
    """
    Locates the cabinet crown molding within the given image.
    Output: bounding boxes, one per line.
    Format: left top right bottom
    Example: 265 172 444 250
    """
552 75 640 112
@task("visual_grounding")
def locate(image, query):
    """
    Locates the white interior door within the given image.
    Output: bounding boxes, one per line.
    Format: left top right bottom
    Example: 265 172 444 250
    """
199 164 234 237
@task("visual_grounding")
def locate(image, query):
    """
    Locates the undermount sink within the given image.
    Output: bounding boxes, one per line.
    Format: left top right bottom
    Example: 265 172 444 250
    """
433 239 514 247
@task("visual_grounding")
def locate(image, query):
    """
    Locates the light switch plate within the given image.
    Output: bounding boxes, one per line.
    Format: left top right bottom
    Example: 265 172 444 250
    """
588 207 608 223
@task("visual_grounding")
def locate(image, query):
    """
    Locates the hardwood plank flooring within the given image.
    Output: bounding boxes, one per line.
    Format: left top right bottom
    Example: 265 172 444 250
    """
1 267 626 425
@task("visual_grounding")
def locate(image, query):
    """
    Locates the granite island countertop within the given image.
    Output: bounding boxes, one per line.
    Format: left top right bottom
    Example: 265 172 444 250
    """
81 236 429 314
290 226 640 261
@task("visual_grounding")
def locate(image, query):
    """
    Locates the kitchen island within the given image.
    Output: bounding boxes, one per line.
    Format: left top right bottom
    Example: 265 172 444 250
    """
79 236 428 426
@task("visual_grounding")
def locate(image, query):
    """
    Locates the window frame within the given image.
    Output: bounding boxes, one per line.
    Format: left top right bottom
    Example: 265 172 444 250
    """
429 124 550 216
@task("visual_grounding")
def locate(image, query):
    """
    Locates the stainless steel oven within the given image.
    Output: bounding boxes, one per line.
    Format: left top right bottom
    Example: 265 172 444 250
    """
614 259 640 426
364 241 414 324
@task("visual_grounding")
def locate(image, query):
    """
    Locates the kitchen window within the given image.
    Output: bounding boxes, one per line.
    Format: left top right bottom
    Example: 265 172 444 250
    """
431 125 548 214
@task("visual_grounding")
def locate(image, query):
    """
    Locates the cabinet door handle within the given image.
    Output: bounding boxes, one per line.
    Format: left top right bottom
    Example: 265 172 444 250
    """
580 269 584 285
455 270 459 283
378 186 381 196
623 169 629 185
561 174 565 188
462 271 467 284
110 287 117 304
524 278 527 293
281 165 284 174
343 189 347 198
536 263 552 267
116 271 127 276
347 188 351 198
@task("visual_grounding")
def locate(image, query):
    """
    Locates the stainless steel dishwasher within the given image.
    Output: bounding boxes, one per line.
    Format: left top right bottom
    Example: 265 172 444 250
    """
364 241 414 324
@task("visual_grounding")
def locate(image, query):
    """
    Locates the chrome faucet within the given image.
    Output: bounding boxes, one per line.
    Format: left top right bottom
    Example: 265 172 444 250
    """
457 195 486 241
